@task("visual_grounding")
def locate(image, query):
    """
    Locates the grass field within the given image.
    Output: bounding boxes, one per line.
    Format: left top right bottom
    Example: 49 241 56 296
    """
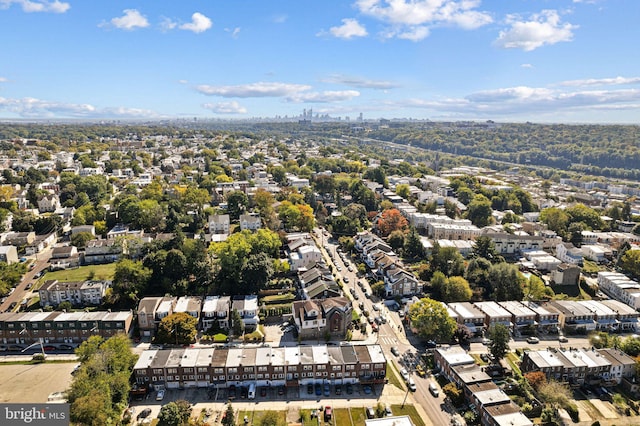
390 405 426 426
41 264 116 283
349 407 367 426
334 408 352 426
237 410 286 426
387 362 406 391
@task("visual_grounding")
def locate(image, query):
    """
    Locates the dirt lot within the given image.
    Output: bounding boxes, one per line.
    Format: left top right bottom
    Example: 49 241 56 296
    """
0 362 76 403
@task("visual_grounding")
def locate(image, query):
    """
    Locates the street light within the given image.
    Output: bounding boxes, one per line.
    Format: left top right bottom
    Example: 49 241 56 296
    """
20 328 45 358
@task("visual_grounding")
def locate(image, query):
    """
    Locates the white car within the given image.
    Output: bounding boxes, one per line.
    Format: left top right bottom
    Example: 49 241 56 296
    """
400 368 410 382
156 389 165 401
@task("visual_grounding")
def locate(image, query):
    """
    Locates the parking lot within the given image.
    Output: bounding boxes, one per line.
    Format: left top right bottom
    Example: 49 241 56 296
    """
0 362 77 403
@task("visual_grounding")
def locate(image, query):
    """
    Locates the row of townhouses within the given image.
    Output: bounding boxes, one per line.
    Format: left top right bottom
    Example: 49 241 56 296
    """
133 344 387 390
597 271 640 310
430 299 639 337
434 346 532 426
137 295 259 338
38 279 111 308
521 347 636 388
0 310 133 347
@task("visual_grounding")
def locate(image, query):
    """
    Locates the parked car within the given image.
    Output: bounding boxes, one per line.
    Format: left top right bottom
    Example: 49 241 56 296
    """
278 386 285 396
346 383 353 395
425 340 437 349
324 406 333 422
366 407 375 419
526 336 540 344
416 365 426 377
335 384 342 395
391 347 400 356
482 338 492 345
156 390 165 401
363 385 372 395
138 408 152 419
384 405 393 416
344 277 349 283
559 335 568 343
400 368 410 382
307 384 314 394
323 383 330 396
260 387 267 397
315 383 322 396
429 382 440 397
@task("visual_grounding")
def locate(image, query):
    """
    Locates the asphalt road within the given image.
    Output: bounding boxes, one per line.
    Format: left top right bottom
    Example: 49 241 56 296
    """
0 247 52 313
316 228 460 425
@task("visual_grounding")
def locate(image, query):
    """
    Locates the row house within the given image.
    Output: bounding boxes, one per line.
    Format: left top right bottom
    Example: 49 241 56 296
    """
483 232 560 255
448 302 486 336
38 280 110 308
582 245 612 263
521 347 635 386
174 296 202 323
597 271 640 310
551 263 582 286
137 296 177 338
544 300 596 334
133 344 387 390
498 301 537 334
429 223 481 241
292 297 352 340
26 232 57 255
522 301 560 334
50 245 80 270
0 310 133 347
599 299 639 331
232 295 260 331
555 243 583 265
83 238 123 264
4 231 35 247
435 347 532 426
474 302 512 330
201 296 231 332
576 300 618 331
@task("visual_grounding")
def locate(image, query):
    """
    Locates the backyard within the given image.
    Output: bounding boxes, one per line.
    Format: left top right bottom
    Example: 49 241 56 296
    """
39 264 116 284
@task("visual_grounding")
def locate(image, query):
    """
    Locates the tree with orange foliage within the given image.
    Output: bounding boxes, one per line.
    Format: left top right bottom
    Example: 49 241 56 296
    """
524 371 547 391
377 208 408 238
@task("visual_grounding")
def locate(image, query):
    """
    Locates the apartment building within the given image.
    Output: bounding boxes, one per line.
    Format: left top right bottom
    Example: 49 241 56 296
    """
38 280 110 308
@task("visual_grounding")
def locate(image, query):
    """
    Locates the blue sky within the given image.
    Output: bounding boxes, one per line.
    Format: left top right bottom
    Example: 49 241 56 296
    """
0 0 639 123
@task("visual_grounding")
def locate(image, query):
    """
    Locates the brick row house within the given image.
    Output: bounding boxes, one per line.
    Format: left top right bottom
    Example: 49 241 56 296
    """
0 311 133 348
521 347 636 387
133 344 386 390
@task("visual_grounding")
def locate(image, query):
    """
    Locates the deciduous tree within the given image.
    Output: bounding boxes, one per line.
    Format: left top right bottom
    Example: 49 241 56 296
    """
156 312 198 345
408 298 456 342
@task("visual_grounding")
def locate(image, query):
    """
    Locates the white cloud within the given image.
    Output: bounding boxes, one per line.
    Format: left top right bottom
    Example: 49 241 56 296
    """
272 14 288 24
324 18 368 39
354 0 492 39
159 17 177 32
202 101 247 114
195 82 312 98
287 90 360 103
225 27 241 38
0 0 69 13
495 10 577 51
0 96 162 118
322 74 399 90
0 77 7 82
179 12 212 33
178 80 188 85
521 63 533 69
559 76 640 87
103 9 150 31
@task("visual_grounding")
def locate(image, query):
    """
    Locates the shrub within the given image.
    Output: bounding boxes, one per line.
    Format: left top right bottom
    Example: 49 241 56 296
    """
565 402 579 423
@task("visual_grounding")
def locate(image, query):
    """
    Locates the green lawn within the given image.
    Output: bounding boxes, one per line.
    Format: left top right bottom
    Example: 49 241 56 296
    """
349 407 367 426
41 264 116 283
390 405 426 426
387 362 406 391
334 408 352 426
237 410 287 426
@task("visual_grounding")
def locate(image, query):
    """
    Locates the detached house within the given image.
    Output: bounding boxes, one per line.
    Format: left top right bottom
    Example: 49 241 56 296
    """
208 214 230 234
384 269 420 297
239 213 261 232
37 194 60 213
292 297 352 340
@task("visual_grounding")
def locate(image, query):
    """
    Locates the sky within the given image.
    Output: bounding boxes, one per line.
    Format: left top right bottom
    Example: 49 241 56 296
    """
0 0 639 123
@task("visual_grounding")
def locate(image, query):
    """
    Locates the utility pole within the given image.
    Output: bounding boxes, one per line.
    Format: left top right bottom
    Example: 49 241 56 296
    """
401 386 409 408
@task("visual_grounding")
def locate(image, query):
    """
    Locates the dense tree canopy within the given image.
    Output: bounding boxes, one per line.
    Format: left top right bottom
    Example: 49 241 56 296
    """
409 297 456 342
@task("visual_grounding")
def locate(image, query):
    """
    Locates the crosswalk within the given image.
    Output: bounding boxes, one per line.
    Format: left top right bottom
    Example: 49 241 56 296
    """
378 336 398 345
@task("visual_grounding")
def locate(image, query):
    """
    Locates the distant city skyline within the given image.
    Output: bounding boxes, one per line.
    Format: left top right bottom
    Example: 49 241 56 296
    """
0 1 639 123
